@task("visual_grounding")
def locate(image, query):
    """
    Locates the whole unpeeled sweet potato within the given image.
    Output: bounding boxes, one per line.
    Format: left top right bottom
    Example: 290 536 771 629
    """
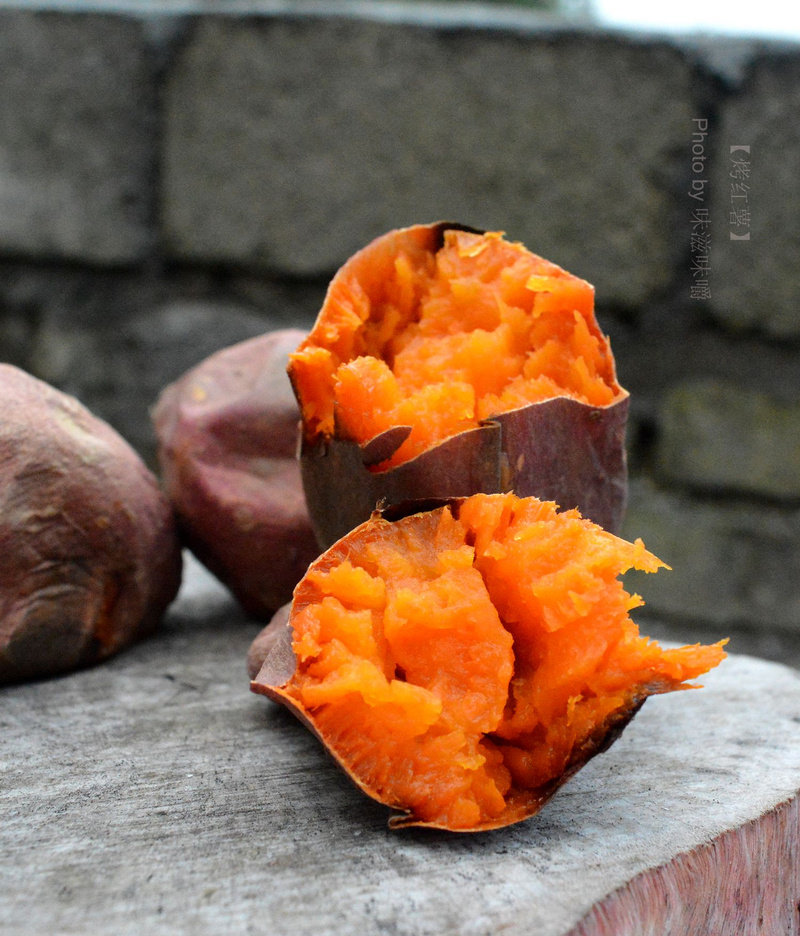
152 330 320 618
0 365 182 684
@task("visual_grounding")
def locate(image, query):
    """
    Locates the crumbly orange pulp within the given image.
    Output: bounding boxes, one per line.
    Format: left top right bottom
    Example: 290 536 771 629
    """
285 493 727 830
289 228 623 469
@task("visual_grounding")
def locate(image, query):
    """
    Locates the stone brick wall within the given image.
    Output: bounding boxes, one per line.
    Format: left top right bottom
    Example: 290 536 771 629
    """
1 2 798 653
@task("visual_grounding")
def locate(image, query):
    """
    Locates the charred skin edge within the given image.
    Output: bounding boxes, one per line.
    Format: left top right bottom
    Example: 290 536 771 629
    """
250 498 653 833
290 222 629 549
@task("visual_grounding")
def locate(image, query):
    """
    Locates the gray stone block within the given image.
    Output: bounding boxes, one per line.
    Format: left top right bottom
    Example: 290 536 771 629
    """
601 303 800 424
709 51 800 338
228 273 326 331
655 378 800 500
162 15 695 306
622 477 800 633
0 11 154 264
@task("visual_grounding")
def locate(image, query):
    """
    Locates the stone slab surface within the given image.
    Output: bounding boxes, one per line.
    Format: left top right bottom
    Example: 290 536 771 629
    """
2 556 799 936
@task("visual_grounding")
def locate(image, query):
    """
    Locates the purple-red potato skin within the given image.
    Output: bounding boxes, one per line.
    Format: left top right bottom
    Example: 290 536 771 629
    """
0 364 182 684
152 330 320 618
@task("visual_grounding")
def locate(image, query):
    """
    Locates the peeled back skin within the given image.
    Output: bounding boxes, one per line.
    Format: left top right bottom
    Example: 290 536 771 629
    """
153 330 320 618
289 223 629 548
251 492 727 832
0 364 182 685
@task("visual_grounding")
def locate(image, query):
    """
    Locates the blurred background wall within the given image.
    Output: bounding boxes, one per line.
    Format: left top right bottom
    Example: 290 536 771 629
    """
1 1 798 659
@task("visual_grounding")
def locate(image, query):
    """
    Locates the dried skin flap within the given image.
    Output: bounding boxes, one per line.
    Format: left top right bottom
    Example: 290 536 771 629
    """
251 495 726 832
301 394 629 549
300 423 503 549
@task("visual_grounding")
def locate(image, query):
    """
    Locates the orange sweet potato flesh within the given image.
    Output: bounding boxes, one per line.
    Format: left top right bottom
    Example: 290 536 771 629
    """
251 493 726 832
289 223 629 548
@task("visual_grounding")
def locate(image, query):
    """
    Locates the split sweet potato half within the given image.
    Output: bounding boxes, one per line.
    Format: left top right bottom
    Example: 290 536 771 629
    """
289 223 629 548
251 493 726 832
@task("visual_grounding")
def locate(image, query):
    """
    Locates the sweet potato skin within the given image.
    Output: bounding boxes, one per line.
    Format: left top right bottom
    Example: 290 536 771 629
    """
0 365 182 684
152 330 320 618
301 394 629 549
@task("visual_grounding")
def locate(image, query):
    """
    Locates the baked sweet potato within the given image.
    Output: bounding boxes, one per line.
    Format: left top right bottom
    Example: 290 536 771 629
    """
251 493 726 832
289 223 629 548
0 364 182 684
152 330 320 618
